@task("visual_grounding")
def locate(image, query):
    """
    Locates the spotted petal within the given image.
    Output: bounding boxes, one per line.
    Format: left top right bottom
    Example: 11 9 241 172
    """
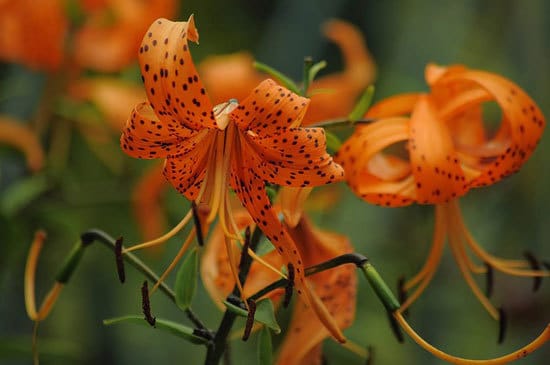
231 79 310 134
138 16 216 131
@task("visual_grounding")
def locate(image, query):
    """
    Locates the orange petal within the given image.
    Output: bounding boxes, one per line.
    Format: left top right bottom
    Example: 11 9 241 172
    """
231 79 310 133
409 96 467 204
366 93 421 118
336 118 415 207
120 102 195 159
439 69 546 187
280 186 313 228
0 116 44 172
244 127 345 187
277 217 356 365
138 16 216 130
230 155 345 343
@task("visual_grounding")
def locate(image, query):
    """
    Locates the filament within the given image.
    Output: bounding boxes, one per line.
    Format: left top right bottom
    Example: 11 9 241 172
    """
123 210 193 253
394 311 550 365
246 248 287 279
25 231 46 320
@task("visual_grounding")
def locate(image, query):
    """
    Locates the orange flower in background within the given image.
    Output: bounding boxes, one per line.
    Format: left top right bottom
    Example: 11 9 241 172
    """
74 0 176 72
201 209 356 364
131 18 374 239
336 63 548 319
0 0 175 72
120 16 346 341
0 0 67 70
0 116 44 172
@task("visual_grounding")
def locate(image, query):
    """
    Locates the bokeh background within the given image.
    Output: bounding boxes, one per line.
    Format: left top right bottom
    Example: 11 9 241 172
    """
1 0 549 364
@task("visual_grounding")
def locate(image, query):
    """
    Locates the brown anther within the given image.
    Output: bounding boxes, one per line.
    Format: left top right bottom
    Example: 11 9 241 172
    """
397 276 408 317
242 299 256 341
238 226 251 270
115 237 125 283
191 202 205 246
387 311 404 344
141 281 156 327
523 251 542 292
283 263 295 308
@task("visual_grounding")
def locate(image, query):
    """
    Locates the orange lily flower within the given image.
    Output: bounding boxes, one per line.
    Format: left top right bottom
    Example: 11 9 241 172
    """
201 209 357 364
0 0 67 70
120 16 346 341
130 18 375 239
336 63 548 319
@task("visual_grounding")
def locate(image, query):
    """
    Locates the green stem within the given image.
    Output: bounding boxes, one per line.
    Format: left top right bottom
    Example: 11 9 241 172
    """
78 229 210 335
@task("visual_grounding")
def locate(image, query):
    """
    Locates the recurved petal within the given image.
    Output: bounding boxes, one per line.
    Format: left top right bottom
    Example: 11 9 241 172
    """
439 70 546 187
162 131 213 200
139 16 216 130
366 93 421 118
409 96 467 203
243 127 345 187
231 79 310 134
277 217 356 365
335 118 415 207
229 155 346 343
120 102 194 159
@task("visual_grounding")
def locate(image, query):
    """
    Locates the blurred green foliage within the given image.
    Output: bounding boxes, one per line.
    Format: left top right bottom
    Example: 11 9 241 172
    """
1 0 549 364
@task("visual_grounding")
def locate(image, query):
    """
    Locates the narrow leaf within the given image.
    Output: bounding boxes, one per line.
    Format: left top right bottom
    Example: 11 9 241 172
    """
103 315 208 345
307 60 327 87
0 175 50 216
174 248 199 311
253 61 301 95
325 131 342 152
223 298 281 334
257 326 273 365
348 85 375 122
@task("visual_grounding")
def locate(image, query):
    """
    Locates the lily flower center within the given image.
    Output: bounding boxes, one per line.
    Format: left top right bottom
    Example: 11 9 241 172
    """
196 99 241 240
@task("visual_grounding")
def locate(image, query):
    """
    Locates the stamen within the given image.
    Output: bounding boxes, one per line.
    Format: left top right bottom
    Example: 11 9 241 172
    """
225 237 246 304
387 310 404 343
340 341 372 362
238 227 251 270
35 283 64 321
141 281 156 327
247 248 288 279
191 202 205 246
242 299 256 341
25 231 46 320
150 230 196 294
523 251 543 292
283 263 295 308
498 308 507 344
123 210 193 253
394 311 550 364
115 237 125 283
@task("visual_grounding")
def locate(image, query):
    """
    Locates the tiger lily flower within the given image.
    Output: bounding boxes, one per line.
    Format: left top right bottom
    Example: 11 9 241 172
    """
336 63 548 320
201 209 357 364
130 18 375 239
120 16 346 341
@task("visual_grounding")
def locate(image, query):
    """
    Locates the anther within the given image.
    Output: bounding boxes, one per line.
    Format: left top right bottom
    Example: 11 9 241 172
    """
542 260 550 271
484 262 494 298
238 226 251 270
191 202 205 246
141 281 156 327
387 312 404 344
115 237 125 283
365 345 374 365
523 251 542 292
283 263 295 308
498 307 507 344
397 276 408 317
242 299 256 341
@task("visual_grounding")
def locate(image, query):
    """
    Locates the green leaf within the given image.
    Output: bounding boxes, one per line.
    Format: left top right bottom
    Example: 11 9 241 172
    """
307 60 327 88
223 298 281 334
257 326 273 365
103 315 208 345
0 175 50 216
348 85 375 122
174 248 199 311
325 131 342 153
253 61 301 95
